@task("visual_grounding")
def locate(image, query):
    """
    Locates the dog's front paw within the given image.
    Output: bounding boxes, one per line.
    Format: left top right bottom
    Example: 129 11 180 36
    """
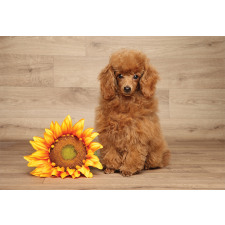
144 162 150 170
120 170 133 177
104 168 115 174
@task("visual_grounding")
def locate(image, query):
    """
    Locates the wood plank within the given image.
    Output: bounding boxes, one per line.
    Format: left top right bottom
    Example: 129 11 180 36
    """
54 56 108 87
156 89 169 119
0 54 54 87
0 86 169 116
152 58 225 89
41 171 225 190
201 164 225 173
0 142 33 174
0 142 44 189
86 36 225 58
0 174 45 190
54 56 225 89
170 89 225 119
171 150 225 165
3 115 224 143
2 172 224 190
0 117 97 141
0 37 86 56
161 119 225 142
0 87 99 118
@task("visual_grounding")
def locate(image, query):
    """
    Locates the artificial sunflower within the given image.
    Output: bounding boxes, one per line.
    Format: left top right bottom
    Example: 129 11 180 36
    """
24 115 103 179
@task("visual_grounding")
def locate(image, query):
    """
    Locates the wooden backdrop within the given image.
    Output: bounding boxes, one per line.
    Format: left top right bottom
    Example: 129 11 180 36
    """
0 37 224 143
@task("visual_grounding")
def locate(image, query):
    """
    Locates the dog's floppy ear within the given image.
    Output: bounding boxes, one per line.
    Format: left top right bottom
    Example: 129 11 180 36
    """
98 64 116 100
140 59 159 98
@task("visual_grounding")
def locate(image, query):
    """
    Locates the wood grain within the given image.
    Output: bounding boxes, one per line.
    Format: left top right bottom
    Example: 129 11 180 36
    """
0 87 169 117
54 56 225 89
54 56 108 87
0 37 86 56
3 116 224 143
161 119 225 143
0 117 97 141
152 58 225 89
86 36 225 58
0 141 224 190
0 87 98 116
0 54 54 87
170 89 225 119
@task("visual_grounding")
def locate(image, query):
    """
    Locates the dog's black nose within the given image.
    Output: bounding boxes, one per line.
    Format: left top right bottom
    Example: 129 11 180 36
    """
124 86 131 93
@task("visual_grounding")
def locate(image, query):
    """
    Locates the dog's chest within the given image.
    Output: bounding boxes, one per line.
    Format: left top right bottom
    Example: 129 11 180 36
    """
105 110 147 145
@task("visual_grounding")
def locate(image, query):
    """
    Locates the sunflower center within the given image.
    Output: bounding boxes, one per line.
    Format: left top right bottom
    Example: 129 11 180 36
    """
49 135 86 169
61 145 77 160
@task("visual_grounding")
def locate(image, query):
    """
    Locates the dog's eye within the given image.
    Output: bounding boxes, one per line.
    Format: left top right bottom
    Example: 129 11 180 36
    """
118 74 123 79
133 74 139 79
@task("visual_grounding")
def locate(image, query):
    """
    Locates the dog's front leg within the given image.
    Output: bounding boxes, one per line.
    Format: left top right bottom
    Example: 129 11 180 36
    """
101 146 122 174
120 146 147 177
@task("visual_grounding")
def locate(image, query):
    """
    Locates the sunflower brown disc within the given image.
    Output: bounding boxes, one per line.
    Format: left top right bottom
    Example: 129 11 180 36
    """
50 135 86 168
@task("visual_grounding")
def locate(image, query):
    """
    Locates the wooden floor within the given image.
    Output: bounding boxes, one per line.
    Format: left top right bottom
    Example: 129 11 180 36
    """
0 141 224 190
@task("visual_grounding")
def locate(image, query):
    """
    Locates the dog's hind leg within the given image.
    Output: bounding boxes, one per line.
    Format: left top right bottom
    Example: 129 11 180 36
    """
144 137 170 169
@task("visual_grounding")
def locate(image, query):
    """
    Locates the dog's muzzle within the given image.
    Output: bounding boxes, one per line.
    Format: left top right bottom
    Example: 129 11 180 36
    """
124 86 131 93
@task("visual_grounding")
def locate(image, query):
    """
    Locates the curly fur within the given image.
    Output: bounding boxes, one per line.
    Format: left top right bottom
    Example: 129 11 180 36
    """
95 49 170 176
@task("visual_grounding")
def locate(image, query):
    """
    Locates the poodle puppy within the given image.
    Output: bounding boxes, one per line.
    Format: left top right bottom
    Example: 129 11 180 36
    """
95 49 170 176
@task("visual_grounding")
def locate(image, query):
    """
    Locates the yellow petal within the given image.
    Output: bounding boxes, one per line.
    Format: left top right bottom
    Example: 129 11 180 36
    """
30 170 41 177
51 168 59 176
57 166 65 172
78 166 93 178
65 115 72 133
88 142 103 152
84 132 99 146
54 121 62 139
40 173 52 177
90 132 99 139
33 136 45 143
84 159 94 167
87 153 100 163
30 164 52 177
72 170 80 179
30 141 49 151
61 172 69 179
61 121 68 134
30 150 49 159
66 167 75 176
24 155 33 162
44 133 55 146
50 121 55 132
30 169 39 176
27 159 48 167
94 161 103 170
75 170 80 177
76 165 81 170
72 119 84 138
82 128 94 138
45 128 54 137
85 153 103 169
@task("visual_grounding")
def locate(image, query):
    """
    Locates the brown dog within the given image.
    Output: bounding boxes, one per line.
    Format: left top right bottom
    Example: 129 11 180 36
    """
95 49 170 176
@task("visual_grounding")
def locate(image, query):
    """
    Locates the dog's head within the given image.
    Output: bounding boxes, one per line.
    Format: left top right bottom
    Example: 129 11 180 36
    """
99 49 159 99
